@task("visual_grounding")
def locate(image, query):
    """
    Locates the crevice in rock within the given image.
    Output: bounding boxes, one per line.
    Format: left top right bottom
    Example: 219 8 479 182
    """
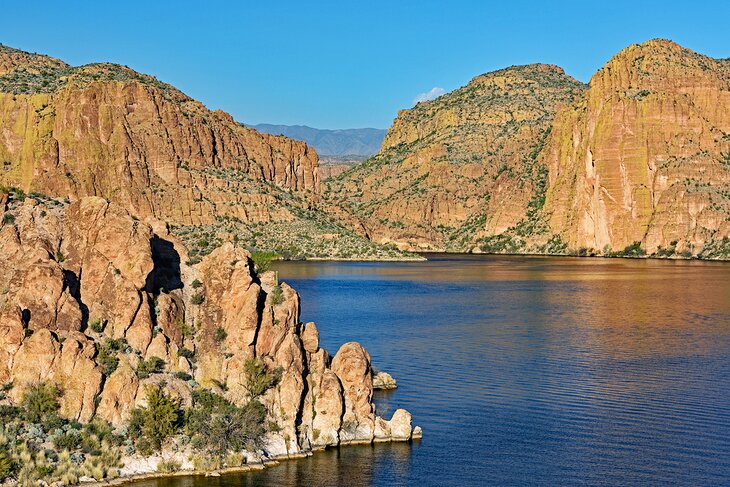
63 269 89 330
20 308 30 328
294 336 310 449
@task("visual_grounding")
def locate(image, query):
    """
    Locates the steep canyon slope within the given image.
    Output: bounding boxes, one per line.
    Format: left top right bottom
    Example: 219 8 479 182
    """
326 40 730 259
0 44 408 260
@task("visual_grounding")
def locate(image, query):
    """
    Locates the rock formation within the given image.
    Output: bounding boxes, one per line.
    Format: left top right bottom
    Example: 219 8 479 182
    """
0 194 417 458
325 40 730 259
542 39 730 255
325 64 586 250
0 45 319 228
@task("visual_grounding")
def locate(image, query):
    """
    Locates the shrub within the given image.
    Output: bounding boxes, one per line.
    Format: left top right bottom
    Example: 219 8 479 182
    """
55 250 66 263
178 347 195 359
53 430 82 450
190 279 203 289
137 356 165 379
191 293 204 305
250 251 279 273
243 357 282 399
0 449 16 481
270 285 283 305
96 341 121 376
173 371 192 381
129 386 179 451
2 213 14 225
184 389 267 454
214 327 227 344
22 382 61 423
90 318 105 333
157 459 181 472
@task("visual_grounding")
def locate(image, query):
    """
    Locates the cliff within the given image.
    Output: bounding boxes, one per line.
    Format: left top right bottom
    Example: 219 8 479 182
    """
0 52 319 227
542 39 730 255
0 192 417 480
0 45 419 260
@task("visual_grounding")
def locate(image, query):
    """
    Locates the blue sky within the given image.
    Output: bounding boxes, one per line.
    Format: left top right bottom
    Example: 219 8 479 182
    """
3 1 730 128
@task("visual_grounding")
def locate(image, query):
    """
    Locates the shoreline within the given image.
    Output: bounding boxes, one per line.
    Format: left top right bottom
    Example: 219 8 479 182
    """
281 251 730 263
86 437 422 486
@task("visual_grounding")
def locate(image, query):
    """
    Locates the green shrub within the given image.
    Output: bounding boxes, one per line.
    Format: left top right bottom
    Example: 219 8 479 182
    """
53 430 82 450
184 389 266 454
129 386 180 451
157 459 181 472
270 285 283 305
173 371 192 381
90 318 105 333
0 449 17 481
191 293 204 305
250 251 279 273
190 279 202 289
214 327 227 344
22 382 61 423
137 356 165 379
178 347 195 360
243 357 282 399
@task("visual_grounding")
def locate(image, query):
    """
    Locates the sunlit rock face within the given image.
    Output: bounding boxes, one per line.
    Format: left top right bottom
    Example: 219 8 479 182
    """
0 195 416 455
0 45 319 228
325 64 586 251
326 40 730 258
542 39 730 255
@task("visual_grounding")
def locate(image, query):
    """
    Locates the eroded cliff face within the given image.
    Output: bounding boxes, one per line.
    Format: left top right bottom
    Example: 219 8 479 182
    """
542 39 730 254
325 64 586 251
0 53 319 227
0 194 415 456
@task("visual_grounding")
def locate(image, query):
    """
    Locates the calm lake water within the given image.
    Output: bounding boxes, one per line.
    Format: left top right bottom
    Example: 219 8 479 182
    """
142 255 730 486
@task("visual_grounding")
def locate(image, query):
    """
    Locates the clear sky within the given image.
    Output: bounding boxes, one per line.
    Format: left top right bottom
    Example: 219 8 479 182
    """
3 1 730 129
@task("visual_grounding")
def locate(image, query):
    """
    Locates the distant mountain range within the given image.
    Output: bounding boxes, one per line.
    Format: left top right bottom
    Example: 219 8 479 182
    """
252 124 386 157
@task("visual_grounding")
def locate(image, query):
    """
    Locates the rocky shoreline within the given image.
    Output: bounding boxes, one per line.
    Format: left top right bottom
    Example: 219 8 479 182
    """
83 428 423 487
0 196 421 485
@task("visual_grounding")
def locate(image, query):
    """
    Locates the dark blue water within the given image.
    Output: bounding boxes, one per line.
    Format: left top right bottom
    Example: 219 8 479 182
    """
143 255 730 486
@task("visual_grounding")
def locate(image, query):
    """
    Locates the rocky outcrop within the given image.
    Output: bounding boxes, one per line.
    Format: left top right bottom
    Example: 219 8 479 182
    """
0 194 417 458
325 40 730 259
373 370 397 390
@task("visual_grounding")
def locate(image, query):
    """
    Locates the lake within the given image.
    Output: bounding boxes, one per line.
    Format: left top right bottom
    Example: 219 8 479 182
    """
141 255 730 486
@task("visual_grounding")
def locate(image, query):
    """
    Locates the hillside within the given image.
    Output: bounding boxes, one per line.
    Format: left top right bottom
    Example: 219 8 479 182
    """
324 64 586 251
0 192 418 481
325 40 730 259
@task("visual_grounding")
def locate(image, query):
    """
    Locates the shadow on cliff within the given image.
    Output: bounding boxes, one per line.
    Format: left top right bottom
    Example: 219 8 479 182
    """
145 235 183 293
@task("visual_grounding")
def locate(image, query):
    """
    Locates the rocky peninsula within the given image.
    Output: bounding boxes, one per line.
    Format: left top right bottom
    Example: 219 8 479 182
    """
0 193 419 484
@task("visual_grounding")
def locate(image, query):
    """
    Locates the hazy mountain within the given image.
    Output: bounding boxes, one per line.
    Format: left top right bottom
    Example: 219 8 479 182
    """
252 124 386 156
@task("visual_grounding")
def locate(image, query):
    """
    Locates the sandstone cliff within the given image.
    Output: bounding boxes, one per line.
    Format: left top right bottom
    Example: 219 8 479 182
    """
0 192 416 458
0 51 319 227
0 45 418 260
542 39 730 256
